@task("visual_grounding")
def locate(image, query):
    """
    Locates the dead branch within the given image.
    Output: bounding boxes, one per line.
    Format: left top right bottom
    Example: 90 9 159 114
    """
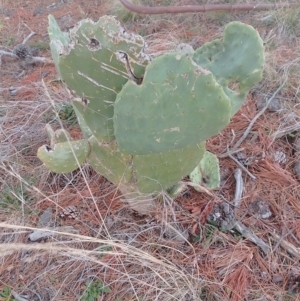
231 79 288 151
271 232 300 258
233 168 243 208
228 151 256 180
119 0 300 14
0 48 53 65
0 50 18 59
218 147 244 158
234 221 270 255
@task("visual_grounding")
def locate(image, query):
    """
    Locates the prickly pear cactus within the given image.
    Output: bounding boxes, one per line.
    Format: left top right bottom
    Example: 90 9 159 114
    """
37 124 90 174
38 16 264 212
48 15 150 141
192 22 264 116
190 151 221 190
113 53 231 155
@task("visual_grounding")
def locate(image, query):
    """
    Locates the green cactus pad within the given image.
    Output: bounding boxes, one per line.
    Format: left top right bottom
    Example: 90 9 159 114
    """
52 129 72 144
192 22 264 116
45 124 73 147
48 15 150 141
88 136 132 185
189 151 220 190
48 15 70 66
114 53 231 155
133 142 206 193
72 103 93 139
37 140 90 174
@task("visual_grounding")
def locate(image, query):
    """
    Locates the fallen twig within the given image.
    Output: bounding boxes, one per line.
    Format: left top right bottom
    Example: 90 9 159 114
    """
22 31 36 45
0 49 53 65
272 124 300 139
0 50 18 58
230 79 288 151
218 167 270 255
22 23 36 45
233 168 243 208
119 0 300 14
0 23 53 66
271 232 300 257
11 291 29 301
234 221 270 255
228 152 256 180
218 147 244 158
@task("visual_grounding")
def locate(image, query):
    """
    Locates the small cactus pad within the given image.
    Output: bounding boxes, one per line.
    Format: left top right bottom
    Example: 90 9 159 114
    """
48 15 150 141
114 53 231 155
133 142 206 193
45 123 72 146
88 136 132 185
48 15 70 66
189 151 220 190
192 22 264 116
37 140 90 174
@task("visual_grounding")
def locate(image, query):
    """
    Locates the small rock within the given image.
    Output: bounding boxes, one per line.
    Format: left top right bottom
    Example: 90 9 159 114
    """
29 226 79 242
248 199 272 219
29 229 53 241
38 207 54 227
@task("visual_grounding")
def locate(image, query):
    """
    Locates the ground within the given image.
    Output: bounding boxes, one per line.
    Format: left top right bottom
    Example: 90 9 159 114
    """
1 0 300 300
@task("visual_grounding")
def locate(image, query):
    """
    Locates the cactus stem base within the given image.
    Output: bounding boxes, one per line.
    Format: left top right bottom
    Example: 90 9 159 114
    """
119 184 156 214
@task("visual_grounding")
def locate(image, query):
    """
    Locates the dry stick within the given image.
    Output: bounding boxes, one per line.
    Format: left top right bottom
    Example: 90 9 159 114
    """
271 118 300 139
22 31 36 45
228 151 256 180
119 0 300 14
233 168 243 208
271 232 300 257
218 147 244 158
0 24 52 65
0 50 18 58
233 221 270 255
230 79 288 152
22 22 36 45
0 49 52 64
229 167 270 255
11 291 29 301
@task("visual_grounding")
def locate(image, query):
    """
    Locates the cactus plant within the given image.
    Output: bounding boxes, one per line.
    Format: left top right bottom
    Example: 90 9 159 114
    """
37 124 90 174
192 21 264 116
113 53 231 155
48 15 150 142
190 151 221 190
38 15 264 213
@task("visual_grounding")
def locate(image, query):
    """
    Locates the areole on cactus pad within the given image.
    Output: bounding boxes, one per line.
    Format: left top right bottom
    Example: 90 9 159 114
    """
38 15 264 209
